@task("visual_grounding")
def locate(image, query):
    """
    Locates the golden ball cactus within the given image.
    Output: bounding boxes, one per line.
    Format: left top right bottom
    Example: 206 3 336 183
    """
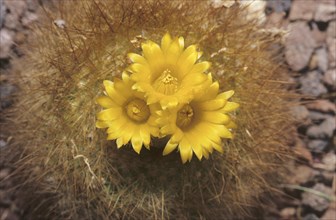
7 1 296 219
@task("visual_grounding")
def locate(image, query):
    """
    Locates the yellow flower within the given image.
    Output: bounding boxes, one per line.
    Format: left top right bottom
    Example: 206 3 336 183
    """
157 75 239 163
96 73 159 153
128 33 210 109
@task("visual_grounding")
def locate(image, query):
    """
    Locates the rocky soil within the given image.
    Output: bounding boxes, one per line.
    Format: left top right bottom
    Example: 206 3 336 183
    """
0 0 335 219
264 0 336 220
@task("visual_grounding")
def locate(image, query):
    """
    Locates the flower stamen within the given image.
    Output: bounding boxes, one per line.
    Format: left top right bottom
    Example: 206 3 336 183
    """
125 98 150 123
176 104 194 129
153 69 178 95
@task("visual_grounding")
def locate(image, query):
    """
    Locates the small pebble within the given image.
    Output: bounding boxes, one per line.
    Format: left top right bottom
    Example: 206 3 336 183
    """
291 105 309 123
321 152 336 171
306 100 336 114
302 183 333 212
307 116 335 139
280 207 296 218
308 139 329 153
308 111 329 123
0 29 15 59
302 213 320 220
289 165 316 185
311 22 327 47
289 1 315 21
299 71 328 97
21 11 38 27
285 22 316 71
327 38 336 68
0 1 6 28
0 83 16 109
322 69 336 88
315 4 336 22
327 21 336 38
0 139 7 148
54 19 66 29
315 47 328 73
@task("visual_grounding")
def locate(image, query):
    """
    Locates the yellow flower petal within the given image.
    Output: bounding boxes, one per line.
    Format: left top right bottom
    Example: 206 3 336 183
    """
198 99 226 111
179 138 192 163
186 132 203 160
189 61 211 74
140 124 151 148
217 90 235 100
217 125 233 139
226 120 237 129
170 129 184 143
96 96 116 108
165 37 183 65
222 102 240 113
177 46 198 76
202 148 210 159
116 137 124 148
107 132 120 140
130 63 151 76
96 120 111 128
122 124 135 145
128 53 147 64
161 124 174 135
131 130 143 154
103 81 126 105
114 78 133 100
163 140 178 156
178 36 184 50
202 112 230 124
161 33 172 53
210 140 224 153
96 108 122 121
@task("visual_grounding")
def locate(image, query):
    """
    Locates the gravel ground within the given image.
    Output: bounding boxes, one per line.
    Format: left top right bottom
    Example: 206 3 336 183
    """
0 0 335 219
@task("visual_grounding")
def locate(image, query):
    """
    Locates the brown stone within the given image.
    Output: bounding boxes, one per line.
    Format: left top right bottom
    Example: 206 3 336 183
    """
327 38 336 68
328 21 336 38
311 22 327 47
321 202 336 220
265 12 286 29
4 13 19 30
3 0 27 30
323 69 336 87
285 22 317 71
0 28 14 59
309 52 318 70
318 0 336 5
307 116 335 139
289 1 316 21
280 207 296 218
315 4 336 22
4 0 27 17
302 183 333 212
289 165 316 185
299 71 327 97
293 138 313 163
0 1 6 28
305 99 336 113
291 105 310 123
321 152 336 171
22 11 38 27
316 47 329 72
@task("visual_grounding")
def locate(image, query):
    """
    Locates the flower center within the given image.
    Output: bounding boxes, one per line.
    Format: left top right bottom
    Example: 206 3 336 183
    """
125 98 150 123
153 69 178 95
176 104 194 129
